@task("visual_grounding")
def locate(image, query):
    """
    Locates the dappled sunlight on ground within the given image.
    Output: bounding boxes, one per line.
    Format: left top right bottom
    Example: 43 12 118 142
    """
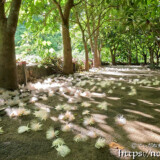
124 109 154 118
0 66 160 159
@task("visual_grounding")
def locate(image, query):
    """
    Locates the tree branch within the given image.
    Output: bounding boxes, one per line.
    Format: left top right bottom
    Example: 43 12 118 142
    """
52 0 64 23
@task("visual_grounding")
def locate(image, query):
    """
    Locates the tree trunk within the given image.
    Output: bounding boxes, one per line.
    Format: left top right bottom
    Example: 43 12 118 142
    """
135 52 138 64
143 54 147 65
149 48 154 65
62 24 73 74
83 40 89 71
53 0 74 74
156 55 159 66
0 0 21 90
97 49 101 66
93 47 99 67
0 21 18 90
128 51 132 65
93 36 100 68
111 54 116 65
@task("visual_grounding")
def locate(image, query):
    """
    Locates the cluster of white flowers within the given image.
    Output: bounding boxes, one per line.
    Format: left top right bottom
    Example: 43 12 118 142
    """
128 86 137 96
97 102 108 111
61 123 72 132
46 127 59 140
73 134 88 142
95 137 107 149
83 117 95 126
33 109 49 121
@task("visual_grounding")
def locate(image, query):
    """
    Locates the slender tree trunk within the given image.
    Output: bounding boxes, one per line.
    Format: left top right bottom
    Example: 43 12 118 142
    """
136 52 138 64
97 49 101 66
93 37 99 68
83 40 89 71
156 55 159 66
111 54 116 65
143 54 147 65
149 48 154 65
62 24 73 74
128 50 132 65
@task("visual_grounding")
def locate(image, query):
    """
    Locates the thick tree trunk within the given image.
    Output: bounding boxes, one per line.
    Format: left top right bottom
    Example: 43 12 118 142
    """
0 0 21 90
0 20 18 89
62 24 73 74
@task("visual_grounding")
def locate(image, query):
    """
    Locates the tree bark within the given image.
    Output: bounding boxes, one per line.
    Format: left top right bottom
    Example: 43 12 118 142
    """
156 55 159 66
143 54 147 65
128 50 132 65
53 0 74 74
62 24 73 74
149 47 154 65
83 39 89 71
93 36 99 68
111 53 116 65
0 0 21 90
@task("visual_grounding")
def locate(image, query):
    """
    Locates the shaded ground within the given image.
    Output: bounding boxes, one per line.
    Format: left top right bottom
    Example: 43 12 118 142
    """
0 66 160 160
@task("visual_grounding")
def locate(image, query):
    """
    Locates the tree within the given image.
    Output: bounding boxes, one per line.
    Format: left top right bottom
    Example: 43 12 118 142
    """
0 0 22 90
53 0 80 74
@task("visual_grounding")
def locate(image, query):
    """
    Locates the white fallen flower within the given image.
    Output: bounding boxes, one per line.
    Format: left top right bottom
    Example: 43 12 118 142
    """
82 110 90 115
55 105 63 111
40 95 48 101
5 107 30 117
81 91 91 98
61 123 72 132
56 145 71 157
52 138 65 147
108 89 113 94
0 99 5 106
121 87 126 90
18 102 26 108
87 131 97 138
46 127 59 140
63 104 72 111
16 108 31 117
73 134 88 142
33 110 48 121
81 102 91 108
48 91 54 97
30 121 42 131
128 87 137 96
95 137 107 149
64 111 75 121
83 117 95 126
18 125 30 134
30 97 38 103
97 102 108 110
115 115 126 126
58 114 65 120
0 127 4 134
